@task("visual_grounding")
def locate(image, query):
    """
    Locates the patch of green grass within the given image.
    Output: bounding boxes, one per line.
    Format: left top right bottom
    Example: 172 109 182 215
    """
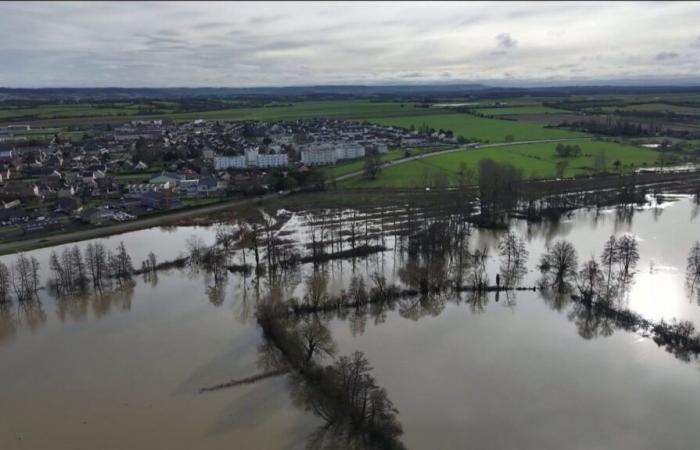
339 139 668 188
369 113 586 143
474 106 570 115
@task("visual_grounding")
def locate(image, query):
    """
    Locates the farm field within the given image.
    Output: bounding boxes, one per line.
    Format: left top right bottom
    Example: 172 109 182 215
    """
369 113 587 143
0 103 162 121
338 139 665 188
0 100 443 126
162 100 439 122
599 102 700 115
474 105 570 115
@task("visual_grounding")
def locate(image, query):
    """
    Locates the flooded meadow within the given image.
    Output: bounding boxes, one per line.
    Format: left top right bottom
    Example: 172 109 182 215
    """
1 194 700 450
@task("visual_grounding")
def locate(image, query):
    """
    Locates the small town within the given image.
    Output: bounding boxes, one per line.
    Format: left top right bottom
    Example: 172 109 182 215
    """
0 117 454 238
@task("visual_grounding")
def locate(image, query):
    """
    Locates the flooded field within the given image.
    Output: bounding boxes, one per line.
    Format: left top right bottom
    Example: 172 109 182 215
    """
1 195 700 449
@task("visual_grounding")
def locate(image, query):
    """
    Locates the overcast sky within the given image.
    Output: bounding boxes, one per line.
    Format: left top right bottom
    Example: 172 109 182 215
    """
2 1 700 87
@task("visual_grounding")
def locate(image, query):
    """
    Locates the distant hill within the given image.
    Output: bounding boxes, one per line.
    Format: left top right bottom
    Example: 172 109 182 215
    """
1 83 700 102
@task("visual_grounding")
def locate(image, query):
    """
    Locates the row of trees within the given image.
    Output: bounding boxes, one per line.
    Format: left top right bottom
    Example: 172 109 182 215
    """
49 242 134 295
0 254 40 303
538 234 640 302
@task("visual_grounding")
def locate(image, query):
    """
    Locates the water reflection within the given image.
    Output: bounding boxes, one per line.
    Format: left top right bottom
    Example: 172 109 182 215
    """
2 196 700 449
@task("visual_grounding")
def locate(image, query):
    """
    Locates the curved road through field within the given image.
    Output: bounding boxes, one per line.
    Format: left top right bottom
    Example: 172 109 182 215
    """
334 137 591 182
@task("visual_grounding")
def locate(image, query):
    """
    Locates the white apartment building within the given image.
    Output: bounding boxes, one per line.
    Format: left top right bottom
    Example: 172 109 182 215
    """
301 142 367 166
214 147 288 170
256 153 289 168
301 147 337 166
214 155 247 170
335 142 365 160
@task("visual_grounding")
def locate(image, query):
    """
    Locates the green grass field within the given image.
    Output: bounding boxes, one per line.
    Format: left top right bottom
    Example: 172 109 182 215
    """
0 100 445 126
163 100 441 122
474 105 570 115
0 104 153 120
338 139 665 188
369 113 586 143
599 102 700 115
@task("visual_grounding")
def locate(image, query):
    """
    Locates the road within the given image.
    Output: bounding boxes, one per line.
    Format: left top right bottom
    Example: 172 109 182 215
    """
333 137 591 182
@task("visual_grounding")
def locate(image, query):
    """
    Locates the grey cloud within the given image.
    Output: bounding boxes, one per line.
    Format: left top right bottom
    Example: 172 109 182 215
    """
1 2 700 87
192 22 232 30
496 33 517 49
248 15 284 25
655 51 679 61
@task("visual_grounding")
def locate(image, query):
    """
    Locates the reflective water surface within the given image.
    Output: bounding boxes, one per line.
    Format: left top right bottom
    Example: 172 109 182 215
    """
1 196 699 449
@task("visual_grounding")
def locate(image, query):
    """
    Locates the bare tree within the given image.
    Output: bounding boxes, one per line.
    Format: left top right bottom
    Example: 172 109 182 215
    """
299 316 336 364
186 235 207 264
616 234 639 281
687 242 700 290
11 254 36 301
539 240 578 289
349 274 369 305
498 231 528 272
85 242 108 290
600 235 618 290
577 258 604 303
0 261 10 304
70 246 86 292
110 241 134 283
147 252 157 272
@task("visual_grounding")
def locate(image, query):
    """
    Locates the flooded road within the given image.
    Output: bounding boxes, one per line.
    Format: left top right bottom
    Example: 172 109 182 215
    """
1 195 699 449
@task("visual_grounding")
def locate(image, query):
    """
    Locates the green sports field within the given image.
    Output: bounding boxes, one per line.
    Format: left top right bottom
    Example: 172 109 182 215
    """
338 139 664 188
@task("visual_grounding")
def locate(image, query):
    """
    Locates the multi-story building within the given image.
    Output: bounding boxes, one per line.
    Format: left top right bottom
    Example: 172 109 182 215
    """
214 148 288 170
335 142 365 160
301 146 338 166
256 153 289 168
214 156 247 170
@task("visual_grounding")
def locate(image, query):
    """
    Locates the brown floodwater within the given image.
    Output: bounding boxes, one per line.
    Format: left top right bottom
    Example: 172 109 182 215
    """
1 195 699 449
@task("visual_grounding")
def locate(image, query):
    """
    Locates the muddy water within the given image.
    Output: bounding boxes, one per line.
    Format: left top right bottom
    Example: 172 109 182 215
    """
1 196 699 449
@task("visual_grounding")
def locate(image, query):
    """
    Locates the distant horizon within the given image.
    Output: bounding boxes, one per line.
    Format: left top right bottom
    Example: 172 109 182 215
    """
3 77 700 91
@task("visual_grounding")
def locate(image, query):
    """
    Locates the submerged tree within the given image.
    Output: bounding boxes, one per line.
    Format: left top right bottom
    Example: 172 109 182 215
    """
600 235 619 291
498 231 528 286
110 242 134 284
616 234 640 282
85 242 108 290
0 261 10 304
577 258 605 303
687 242 700 293
11 254 39 302
539 240 578 290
